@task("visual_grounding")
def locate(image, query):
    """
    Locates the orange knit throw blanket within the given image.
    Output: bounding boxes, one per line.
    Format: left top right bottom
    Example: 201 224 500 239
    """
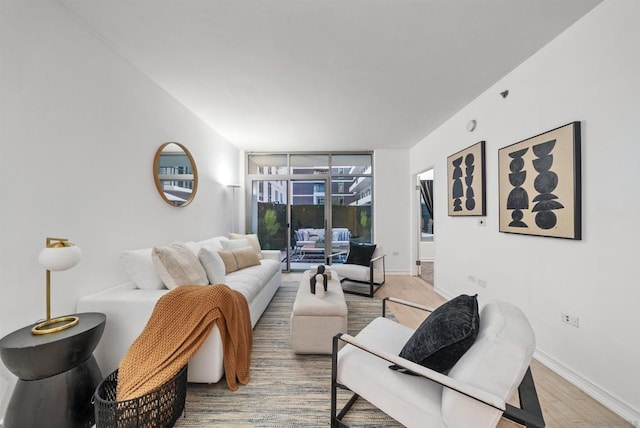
116 284 252 400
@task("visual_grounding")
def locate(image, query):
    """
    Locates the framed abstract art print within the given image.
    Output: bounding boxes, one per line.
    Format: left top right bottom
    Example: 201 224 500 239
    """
498 122 581 239
447 141 486 216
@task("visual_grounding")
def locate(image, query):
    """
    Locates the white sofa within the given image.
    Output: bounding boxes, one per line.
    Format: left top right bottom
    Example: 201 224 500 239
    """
77 236 281 384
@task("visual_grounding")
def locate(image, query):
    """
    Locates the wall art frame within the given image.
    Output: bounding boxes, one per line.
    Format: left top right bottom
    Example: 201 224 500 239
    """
447 141 486 216
498 121 581 239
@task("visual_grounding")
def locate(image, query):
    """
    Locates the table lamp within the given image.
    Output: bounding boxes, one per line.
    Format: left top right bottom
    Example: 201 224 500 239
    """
32 237 82 335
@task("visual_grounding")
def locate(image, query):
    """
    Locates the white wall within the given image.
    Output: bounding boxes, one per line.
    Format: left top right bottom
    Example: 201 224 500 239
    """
374 150 413 275
410 0 639 423
0 1 241 420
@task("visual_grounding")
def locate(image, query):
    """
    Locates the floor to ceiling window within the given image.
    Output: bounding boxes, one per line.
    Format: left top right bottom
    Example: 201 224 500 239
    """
246 152 373 271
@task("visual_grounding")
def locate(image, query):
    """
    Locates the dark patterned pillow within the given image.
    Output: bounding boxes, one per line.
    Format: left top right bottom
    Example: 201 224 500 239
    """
345 243 377 266
390 294 479 374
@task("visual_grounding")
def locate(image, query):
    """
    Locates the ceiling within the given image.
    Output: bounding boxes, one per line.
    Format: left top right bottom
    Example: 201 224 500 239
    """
59 0 601 152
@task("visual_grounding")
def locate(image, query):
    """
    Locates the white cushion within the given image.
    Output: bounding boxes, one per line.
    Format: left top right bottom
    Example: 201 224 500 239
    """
198 247 226 285
196 236 228 251
229 233 263 260
120 248 164 290
152 242 209 289
180 240 202 256
332 246 384 284
222 238 250 251
225 259 280 301
332 264 370 282
338 301 536 428
337 317 446 428
441 301 535 427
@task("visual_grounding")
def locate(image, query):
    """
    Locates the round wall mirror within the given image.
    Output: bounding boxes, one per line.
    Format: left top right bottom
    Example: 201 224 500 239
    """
153 142 198 207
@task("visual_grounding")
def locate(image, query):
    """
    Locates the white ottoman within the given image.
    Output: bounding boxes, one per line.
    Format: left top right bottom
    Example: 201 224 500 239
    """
290 270 348 354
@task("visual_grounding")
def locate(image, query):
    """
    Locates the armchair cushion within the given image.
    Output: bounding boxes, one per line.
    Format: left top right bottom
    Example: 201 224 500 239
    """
391 294 479 374
345 243 377 266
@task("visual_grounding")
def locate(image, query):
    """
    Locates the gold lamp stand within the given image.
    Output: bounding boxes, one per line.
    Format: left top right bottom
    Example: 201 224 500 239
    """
32 238 81 335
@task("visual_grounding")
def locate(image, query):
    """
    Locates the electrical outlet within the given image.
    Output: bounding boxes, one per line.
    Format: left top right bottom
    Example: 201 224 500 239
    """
561 313 579 327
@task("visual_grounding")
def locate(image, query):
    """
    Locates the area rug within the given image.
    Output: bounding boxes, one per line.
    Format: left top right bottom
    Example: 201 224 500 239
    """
174 281 403 427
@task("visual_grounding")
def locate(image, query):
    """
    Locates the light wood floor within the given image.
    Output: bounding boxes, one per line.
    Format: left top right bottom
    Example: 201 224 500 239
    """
283 272 632 428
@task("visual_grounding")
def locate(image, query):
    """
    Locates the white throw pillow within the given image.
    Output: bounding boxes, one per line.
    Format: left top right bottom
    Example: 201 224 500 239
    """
222 238 250 251
198 247 226 285
120 248 164 290
152 242 209 289
180 240 201 256
228 233 263 260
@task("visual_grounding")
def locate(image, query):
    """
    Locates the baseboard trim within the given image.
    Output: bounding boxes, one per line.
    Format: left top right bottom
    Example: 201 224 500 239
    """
385 270 413 276
534 349 639 426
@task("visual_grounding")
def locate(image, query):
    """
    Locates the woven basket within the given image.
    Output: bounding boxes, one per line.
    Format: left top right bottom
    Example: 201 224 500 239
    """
94 365 187 428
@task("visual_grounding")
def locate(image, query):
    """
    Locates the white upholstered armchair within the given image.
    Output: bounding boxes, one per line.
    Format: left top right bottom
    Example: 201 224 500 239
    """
330 244 386 298
331 297 545 427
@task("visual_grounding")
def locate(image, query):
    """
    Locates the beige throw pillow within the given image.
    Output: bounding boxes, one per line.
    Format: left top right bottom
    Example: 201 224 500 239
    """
218 247 260 274
233 246 261 269
228 233 263 260
218 249 239 274
152 242 208 289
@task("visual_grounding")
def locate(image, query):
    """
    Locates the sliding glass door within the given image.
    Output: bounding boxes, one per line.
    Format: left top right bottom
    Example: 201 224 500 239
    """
290 178 328 268
247 152 373 272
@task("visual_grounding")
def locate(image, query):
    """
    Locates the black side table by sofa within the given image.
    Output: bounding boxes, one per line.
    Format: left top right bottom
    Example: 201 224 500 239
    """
0 312 106 428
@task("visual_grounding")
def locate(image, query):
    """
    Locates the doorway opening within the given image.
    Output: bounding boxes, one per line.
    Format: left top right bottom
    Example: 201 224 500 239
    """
417 168 434 285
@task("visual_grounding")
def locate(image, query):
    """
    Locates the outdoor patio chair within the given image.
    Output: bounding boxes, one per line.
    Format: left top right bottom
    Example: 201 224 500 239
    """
331 297 545 428
330 244 385 298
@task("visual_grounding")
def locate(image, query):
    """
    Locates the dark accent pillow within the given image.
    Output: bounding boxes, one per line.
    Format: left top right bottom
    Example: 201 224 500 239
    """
345 243 377 266
390 294 479 374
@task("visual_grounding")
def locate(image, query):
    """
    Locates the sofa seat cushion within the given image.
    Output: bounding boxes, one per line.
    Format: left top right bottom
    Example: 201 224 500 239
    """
225 259 280 302
337 317 445 428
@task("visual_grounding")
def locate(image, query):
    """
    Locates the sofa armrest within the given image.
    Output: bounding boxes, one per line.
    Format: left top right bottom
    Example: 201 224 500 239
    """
261 249 281 262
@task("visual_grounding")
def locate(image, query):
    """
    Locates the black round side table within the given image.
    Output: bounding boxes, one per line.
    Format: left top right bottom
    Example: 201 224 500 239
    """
0 312 106 428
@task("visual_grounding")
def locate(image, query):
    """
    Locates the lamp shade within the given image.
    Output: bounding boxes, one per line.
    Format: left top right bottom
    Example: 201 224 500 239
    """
39 243 82 271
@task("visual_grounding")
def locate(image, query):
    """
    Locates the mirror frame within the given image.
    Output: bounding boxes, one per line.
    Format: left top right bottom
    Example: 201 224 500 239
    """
153 142 199 207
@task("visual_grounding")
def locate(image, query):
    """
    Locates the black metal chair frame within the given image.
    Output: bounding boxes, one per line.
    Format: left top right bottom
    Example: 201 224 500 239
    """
330 297 545 428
